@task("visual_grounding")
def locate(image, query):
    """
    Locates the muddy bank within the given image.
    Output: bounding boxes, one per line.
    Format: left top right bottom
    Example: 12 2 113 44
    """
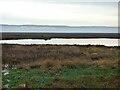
1 33 119 40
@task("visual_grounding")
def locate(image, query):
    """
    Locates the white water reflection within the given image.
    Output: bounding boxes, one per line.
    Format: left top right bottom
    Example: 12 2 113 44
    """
0 38 119 46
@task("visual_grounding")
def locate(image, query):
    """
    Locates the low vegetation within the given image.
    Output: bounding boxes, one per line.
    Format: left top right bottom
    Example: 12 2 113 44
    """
2 44 120 88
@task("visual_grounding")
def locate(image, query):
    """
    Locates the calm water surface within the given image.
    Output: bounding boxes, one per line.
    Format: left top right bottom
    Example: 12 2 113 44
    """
1 25 118 33
0 38 119 46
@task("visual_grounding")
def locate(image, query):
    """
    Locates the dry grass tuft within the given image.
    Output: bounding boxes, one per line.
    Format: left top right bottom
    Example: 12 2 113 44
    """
40 60 62 73
93 59 119 69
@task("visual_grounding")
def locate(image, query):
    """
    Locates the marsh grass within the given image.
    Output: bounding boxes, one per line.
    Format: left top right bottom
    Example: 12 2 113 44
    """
93 59 119 69
3 64 119 88
2 45 120 88
2 45 119 67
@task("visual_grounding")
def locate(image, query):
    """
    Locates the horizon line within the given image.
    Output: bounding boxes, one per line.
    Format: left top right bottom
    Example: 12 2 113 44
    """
0 24 117 28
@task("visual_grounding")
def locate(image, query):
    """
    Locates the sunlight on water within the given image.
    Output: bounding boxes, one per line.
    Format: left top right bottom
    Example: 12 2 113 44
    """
0 38 119 46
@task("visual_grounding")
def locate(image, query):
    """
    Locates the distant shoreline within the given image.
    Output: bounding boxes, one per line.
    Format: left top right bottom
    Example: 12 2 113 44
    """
1 33 119 40
0 24 117 28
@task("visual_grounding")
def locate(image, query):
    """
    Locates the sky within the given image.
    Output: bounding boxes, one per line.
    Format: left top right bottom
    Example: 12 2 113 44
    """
0 0 119 26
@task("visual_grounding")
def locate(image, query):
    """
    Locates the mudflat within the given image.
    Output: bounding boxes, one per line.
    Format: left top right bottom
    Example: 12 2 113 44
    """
1 33 119 40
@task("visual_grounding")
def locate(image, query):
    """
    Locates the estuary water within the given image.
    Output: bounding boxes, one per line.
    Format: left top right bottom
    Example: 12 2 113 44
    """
0 25 119 46
1 25 118 33
0 38 119 46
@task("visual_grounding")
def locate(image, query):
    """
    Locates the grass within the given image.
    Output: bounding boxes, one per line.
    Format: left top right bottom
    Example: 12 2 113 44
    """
2 44 119 67
2 64 119 88
2 44 120 88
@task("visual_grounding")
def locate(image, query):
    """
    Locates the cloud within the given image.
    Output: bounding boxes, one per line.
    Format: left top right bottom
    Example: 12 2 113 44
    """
0 0 118 26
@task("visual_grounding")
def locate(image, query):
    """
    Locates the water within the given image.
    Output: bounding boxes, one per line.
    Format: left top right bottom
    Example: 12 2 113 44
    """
0 25 118 46
0 38 119 46
1 25 118 33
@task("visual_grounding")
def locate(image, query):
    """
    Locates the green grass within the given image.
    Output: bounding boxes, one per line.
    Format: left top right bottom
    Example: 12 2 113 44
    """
60 65 118 78
2 65 119 88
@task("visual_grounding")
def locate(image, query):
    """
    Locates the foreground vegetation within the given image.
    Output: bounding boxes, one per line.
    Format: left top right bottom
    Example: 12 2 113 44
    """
2 44 120 88
3 64 119 88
